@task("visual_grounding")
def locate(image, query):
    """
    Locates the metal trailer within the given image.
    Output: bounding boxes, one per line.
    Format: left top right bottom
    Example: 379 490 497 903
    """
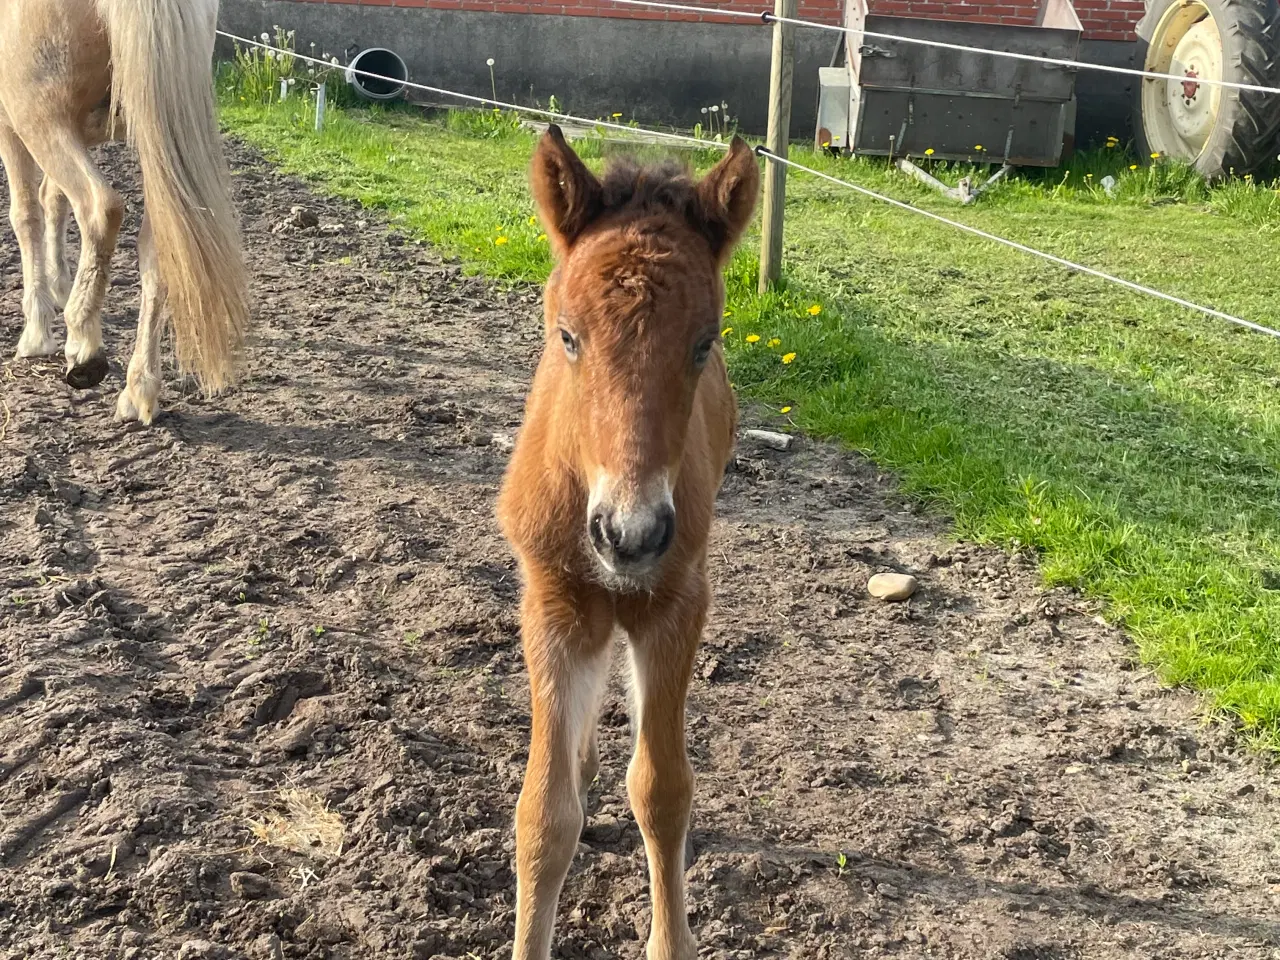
816 0 1083 198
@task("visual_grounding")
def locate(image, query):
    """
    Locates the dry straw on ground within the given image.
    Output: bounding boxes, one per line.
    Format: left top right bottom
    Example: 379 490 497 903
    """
248 788 344 859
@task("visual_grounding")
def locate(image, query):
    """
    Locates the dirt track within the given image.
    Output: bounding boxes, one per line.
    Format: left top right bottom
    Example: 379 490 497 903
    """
2 140 1279 960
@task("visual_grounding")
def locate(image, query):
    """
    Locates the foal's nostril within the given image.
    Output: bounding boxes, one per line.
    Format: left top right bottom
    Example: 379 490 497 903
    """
589 510 609 552
645 506 676 559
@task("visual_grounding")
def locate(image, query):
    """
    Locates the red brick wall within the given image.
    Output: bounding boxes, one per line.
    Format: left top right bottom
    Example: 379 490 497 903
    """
866 0 1142 40
281 0 1141 41
1070 0 1145 41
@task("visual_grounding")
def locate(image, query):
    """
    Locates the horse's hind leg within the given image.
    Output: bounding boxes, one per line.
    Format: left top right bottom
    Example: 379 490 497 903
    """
20 128 121 389
40 175 72 309
0 125 58 359
116 213 164 424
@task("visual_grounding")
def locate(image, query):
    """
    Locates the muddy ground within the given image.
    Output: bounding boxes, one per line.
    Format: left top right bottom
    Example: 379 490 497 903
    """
1 140 1279 960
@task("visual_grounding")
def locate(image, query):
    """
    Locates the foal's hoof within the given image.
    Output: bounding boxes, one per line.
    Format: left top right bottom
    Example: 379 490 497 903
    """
66 353 109 389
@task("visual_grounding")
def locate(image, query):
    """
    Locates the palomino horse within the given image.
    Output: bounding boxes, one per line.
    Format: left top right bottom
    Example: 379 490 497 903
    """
498 126 759 959
0 0 248 422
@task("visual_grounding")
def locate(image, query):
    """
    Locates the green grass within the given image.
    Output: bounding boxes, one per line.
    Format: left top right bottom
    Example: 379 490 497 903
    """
218 94 1280 746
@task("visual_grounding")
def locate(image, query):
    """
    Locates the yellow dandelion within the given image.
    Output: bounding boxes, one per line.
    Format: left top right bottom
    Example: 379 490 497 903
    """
495 236 509 246
528 216 537 225
1150 151 1161 159
745 334 761 343
822 141 830 148
1129 164 1138 170
723 309 733 317
767 338 781 348
612 112 623 118
536 233 547 242
781 352 796 364
975 144 984 151
807 304 821 316
780 406 792 413
721 326 733 337
924 148 934 156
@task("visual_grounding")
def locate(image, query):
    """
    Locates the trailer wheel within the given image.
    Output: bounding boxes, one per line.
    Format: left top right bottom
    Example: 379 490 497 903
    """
1134 0 1280 177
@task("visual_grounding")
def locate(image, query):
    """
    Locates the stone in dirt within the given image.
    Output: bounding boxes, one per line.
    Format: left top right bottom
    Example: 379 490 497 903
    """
229 871 272 901
867 572 918 602
271 205 319 234
743 429 794 451
176 942 231 960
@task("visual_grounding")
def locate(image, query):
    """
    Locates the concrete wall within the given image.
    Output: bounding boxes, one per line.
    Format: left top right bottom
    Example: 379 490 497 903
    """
218 0 1136 146
219 0 837 139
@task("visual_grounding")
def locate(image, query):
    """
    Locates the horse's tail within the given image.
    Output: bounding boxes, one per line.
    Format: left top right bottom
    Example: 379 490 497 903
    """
97 0 248 392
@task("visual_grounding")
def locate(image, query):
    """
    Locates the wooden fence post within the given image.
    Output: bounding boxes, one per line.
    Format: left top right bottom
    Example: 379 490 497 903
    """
758 0 797 294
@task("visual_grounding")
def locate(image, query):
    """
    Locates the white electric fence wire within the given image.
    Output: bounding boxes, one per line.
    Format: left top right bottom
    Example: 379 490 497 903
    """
216 30 1280 339
609 0 1280 99
757 147 1280 338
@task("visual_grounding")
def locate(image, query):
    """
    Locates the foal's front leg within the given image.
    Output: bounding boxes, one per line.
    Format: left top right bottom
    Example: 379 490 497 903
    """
623 585 707 960
513 581 612 960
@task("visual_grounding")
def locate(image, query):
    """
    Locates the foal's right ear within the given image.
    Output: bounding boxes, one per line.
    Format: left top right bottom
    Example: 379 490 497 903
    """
530 125 603 257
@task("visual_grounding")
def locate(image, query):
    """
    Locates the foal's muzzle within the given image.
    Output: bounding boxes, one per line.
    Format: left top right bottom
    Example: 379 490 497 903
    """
588 501 676 574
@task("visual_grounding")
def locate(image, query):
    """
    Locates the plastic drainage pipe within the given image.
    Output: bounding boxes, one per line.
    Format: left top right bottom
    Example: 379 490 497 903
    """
345 48 408 102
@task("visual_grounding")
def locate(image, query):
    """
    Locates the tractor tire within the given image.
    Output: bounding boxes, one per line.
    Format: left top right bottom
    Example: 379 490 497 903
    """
1133 0 1280 178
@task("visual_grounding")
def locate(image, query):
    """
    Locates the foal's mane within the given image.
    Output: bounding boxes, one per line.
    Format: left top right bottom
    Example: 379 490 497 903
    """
588 158 721 248
598 157 700 227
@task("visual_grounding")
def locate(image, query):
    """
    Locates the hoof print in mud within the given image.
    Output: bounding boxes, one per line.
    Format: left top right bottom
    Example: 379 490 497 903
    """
246 671 328 728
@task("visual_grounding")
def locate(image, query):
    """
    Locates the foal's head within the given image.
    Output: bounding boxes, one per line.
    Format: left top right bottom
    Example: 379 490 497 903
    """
531 126 759 588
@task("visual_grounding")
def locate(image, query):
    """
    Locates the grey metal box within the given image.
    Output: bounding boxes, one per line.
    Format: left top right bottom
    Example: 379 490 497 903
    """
845 0 1082 166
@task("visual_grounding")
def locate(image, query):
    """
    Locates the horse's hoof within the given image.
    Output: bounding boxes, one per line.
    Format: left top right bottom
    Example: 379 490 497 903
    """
66 353 109 389
15 331 58 359
115 387 157 426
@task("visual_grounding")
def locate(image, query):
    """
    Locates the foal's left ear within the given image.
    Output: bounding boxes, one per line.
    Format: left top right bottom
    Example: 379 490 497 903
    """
695 137 761 265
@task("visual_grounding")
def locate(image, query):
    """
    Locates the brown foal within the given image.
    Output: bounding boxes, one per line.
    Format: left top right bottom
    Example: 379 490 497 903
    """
497 127 760 960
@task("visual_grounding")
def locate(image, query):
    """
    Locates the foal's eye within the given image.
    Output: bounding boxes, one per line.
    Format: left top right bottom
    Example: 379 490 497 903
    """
560 328 579 361
693 336 716 368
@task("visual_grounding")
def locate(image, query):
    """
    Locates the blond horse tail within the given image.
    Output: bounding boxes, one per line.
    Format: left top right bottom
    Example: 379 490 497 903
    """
97 0 248 392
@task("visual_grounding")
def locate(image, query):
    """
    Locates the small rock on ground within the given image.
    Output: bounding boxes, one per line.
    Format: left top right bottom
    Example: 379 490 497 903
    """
867 572 918 602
